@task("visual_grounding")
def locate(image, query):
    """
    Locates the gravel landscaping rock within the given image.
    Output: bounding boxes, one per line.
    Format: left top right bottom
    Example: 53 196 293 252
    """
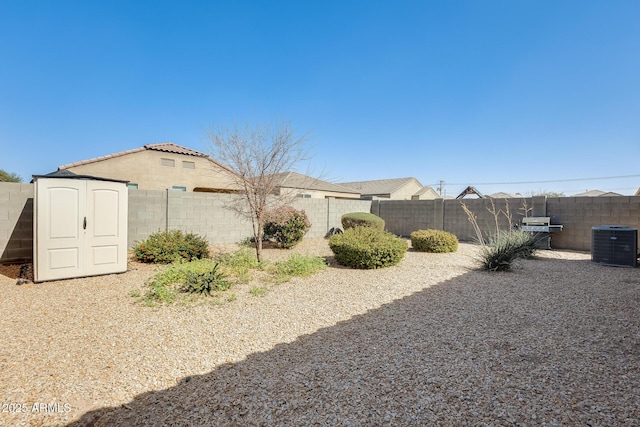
0 239 638 426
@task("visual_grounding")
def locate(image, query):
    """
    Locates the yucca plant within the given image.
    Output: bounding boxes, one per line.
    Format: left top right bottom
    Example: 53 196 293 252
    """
478 230 543 271
183 263 230 295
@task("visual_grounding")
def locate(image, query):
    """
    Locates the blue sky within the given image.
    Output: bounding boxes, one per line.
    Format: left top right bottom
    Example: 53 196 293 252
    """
1 0 639 196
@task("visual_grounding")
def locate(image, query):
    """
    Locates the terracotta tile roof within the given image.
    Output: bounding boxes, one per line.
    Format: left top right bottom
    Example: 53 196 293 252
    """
144 142 209 157
58 142 210 170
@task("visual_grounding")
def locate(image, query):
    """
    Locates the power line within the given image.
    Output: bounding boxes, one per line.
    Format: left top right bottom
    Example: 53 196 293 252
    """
428 174 640 187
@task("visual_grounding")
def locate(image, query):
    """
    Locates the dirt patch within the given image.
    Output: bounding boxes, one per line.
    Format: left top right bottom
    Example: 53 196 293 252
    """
0 263 21 279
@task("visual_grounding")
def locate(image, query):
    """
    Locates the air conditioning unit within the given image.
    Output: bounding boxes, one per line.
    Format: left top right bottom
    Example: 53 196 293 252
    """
591 225 638 267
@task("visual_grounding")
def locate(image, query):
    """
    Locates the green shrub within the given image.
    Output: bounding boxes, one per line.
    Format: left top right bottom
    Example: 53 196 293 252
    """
410 229 459 253
140 259 233 305
183 263 230 295
216 247 263 283
263 206 311 248
133 230 209 263
341 212 385 231
329 227 407 269
478 230 542 271
270 254 327 283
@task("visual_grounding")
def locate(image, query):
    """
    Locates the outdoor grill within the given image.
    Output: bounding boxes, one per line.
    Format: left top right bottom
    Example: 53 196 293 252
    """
520 217 563 249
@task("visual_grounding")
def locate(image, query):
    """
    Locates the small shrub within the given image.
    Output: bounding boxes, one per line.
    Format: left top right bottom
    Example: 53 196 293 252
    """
410 229 458 253
341 212 385 231
478 230 542 271
183 263 230 295
250 286 268 297
329 227 407 269
216 247 263 282
142 259 230 304
263 206 311 248
270 254 327 283
133 230 209 264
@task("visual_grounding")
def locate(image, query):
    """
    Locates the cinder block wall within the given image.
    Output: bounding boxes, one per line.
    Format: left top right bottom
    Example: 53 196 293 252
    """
3 181 637 264
547 196 640 251
128 191 372 247
0 183 34 263
375 196 640 251
377 198 527 241
127 190 168 247
374 200 445 237
166 191 254 245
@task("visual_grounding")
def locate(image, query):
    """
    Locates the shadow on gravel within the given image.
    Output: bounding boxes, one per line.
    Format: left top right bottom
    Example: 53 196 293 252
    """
68 258 640 426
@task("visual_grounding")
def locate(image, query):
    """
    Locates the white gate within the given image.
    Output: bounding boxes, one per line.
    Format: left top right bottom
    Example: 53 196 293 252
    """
34 176 128 282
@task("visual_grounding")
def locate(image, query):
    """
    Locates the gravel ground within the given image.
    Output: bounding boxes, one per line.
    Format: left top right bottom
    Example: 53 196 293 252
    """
0 239 639 426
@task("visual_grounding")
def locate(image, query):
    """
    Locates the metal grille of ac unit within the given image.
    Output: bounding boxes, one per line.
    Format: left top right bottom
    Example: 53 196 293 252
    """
591 225 638 267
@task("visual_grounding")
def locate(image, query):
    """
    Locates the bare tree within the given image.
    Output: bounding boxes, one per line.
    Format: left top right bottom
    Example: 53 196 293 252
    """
206 120 311 262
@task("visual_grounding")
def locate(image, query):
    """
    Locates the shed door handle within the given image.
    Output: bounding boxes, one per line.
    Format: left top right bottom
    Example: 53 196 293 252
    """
83 217 87 230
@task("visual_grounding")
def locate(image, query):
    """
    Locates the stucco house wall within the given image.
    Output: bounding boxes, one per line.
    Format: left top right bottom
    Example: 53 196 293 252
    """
411 186 440 200
60 145 239 192
389 179 423 200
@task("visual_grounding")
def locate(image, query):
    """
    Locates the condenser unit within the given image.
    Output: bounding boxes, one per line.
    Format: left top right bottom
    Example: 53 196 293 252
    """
591 225 638 267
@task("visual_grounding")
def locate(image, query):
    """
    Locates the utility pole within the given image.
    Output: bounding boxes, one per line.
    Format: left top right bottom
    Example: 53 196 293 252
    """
438 180 445 196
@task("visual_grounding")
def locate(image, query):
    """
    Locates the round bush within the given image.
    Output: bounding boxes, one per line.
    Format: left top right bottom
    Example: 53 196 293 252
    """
263 206 311 249
329 227 407 269
410 229 459 253
341 212 385 231
133 230 210 263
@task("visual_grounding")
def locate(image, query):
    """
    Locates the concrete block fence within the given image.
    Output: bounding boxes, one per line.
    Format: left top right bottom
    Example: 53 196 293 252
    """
1 182 639 263
374 196 640 251
0 183 33 263
129 191 372 248
0 184 371 263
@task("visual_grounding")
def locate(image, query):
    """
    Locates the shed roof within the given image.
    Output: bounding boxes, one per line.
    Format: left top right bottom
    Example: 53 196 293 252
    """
32 169 129 183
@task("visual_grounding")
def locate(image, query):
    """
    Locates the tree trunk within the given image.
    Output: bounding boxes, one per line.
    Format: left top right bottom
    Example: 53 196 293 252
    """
256 235 263 263
254 217 263 263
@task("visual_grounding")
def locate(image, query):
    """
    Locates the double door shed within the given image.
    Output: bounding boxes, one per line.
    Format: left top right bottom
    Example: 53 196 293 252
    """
33 173 129 282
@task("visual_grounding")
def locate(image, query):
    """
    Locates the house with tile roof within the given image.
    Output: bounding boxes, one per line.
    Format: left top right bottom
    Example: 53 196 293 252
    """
572 189 624 197
269 172 361 199
488 192 523 198
57 143 241 192
411 186 441 200
337 177 440 200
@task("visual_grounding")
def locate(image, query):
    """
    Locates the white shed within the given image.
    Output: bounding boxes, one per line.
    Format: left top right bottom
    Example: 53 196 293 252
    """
33 171 128 282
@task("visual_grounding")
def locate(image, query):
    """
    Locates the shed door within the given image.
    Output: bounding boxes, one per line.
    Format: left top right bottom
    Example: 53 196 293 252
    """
35 178 128 282
86 180 128 275
35 178 85 281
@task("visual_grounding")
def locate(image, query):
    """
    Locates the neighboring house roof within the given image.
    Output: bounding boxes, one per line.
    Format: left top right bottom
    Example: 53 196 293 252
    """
144 142 209 157
271 172 360 195
635 187 640 196
338 177 422 196
412 186 441 199
413 186 438 197
488 192 522 198
572 190 623 197
58 142 234 174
